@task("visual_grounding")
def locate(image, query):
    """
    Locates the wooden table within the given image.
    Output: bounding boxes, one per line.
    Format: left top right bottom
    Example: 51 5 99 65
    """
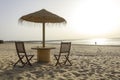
31 47 56 62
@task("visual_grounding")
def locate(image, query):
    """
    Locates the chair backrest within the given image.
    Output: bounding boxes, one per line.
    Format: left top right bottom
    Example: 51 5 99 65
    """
60 42 71 55
15 42 26 54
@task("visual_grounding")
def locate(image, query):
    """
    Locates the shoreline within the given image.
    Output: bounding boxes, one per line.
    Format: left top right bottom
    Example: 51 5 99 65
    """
3 41 120 47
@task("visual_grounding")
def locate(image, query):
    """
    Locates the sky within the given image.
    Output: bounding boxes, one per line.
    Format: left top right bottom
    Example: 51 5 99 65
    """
0 0 120 41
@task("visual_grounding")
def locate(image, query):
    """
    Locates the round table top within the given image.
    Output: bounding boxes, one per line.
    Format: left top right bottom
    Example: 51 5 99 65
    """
31 46 56 50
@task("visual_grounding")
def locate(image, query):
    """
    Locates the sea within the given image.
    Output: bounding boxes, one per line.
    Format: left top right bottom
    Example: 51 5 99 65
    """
45 38 120 45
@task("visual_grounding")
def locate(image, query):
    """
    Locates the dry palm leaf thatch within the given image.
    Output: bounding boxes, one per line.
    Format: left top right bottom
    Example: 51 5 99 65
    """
19 9 66 23
19 9 67 47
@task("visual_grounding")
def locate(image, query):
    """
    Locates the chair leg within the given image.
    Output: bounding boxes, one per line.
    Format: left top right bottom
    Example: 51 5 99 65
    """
64 56 72 66
54 55 61 66
25 55 34 66
13 56 25 67
14 55 34 67
28 55 34 66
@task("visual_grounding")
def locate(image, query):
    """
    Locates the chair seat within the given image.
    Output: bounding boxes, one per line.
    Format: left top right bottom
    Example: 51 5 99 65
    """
19 54 33 56
54 53 67 56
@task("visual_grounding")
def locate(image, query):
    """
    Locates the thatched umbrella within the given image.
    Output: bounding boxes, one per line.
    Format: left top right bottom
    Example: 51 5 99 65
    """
19 9 66 47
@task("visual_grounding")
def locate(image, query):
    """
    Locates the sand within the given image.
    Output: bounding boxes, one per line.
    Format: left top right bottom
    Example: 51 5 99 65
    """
0 42 120 80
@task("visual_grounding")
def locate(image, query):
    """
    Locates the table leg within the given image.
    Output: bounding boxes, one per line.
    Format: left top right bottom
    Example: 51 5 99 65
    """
37 49 50 62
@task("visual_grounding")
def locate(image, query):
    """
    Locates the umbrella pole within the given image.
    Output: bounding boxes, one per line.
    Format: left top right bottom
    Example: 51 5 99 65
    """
43 23 45 47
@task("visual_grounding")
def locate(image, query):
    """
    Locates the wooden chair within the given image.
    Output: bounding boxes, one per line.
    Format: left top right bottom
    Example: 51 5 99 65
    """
54 42 72 66
14 42 34 67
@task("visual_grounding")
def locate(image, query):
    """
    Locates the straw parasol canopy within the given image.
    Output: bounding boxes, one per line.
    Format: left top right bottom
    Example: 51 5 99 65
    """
19 9 66 47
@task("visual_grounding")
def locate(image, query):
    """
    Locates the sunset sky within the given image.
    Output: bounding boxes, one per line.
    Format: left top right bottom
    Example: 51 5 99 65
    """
0 0 120 41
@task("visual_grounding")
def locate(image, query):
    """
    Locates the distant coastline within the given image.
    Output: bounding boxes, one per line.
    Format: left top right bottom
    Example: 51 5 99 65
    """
3 38 120 47
3 38 120 45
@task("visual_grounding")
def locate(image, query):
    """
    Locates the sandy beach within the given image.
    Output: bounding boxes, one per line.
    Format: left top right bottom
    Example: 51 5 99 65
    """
0 42 120 80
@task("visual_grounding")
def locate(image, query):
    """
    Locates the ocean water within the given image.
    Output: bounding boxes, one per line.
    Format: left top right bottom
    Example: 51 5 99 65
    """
71 38 120 45
46 38 120 45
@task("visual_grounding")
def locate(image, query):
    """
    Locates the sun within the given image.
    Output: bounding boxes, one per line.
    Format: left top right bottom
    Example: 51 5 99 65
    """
70 23 114 36
69 13 115 36
68 0 119 36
